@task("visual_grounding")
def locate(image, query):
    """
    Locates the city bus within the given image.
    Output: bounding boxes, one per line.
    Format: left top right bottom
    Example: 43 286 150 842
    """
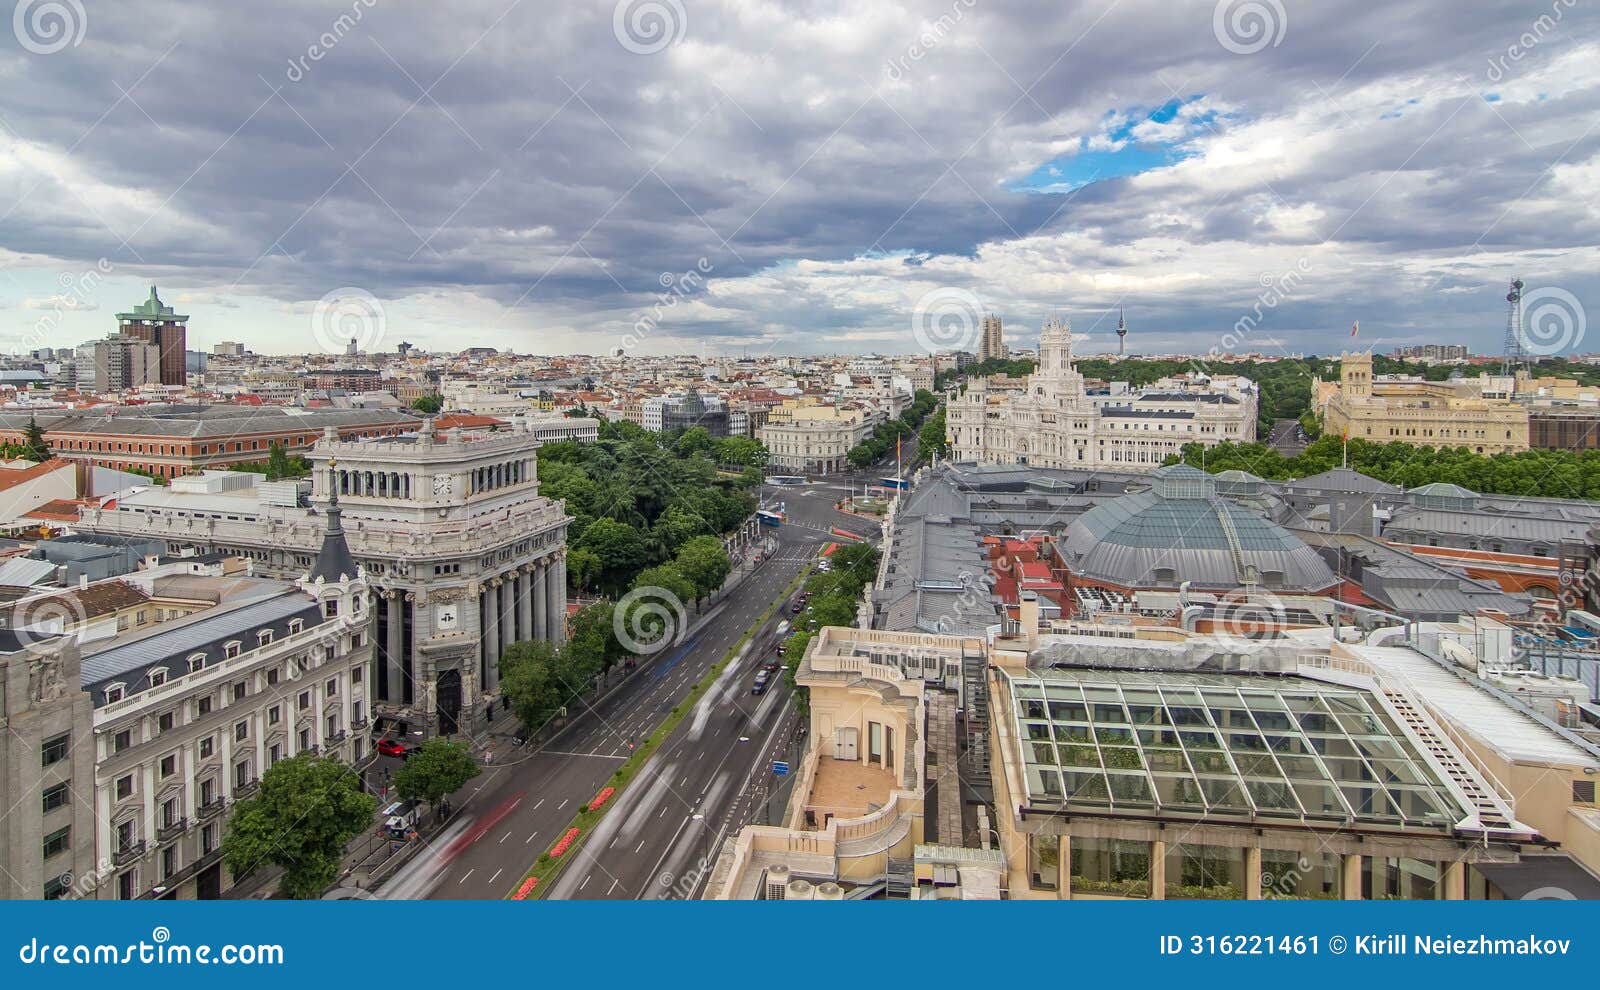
877 476 909 491
756 509 784 527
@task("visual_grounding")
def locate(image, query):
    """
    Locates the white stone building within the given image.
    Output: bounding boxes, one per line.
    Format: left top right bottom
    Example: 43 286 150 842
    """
946 320 1257 471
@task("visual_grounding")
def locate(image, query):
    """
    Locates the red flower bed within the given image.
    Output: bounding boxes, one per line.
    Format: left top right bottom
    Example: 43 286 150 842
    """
512 876 539 900
550 827 581 857
590 787 616 810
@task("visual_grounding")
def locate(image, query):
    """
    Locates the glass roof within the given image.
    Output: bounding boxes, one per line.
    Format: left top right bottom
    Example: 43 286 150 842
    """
1005 670 1467 831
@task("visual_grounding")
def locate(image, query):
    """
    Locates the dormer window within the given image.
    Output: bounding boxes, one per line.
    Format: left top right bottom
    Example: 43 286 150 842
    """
324 600 339 618
105 684 125 704
258 629 274 647
149 669 168 688
224 641 242 659
288 619 304 635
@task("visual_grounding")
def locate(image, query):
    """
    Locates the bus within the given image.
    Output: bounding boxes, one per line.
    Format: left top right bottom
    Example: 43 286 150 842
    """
756 509 784 527
767 475 807 486
877 476 909 491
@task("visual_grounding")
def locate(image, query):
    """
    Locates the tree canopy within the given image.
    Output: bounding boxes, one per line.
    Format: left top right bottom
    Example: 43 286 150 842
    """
221 754 376 899
393 738 481 806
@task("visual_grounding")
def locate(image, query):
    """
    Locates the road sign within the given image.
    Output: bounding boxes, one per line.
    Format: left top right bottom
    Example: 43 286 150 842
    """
772 761 790 776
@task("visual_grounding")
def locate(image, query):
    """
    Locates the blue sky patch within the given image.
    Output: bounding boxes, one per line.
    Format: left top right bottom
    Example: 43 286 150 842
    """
1014 96 1219 194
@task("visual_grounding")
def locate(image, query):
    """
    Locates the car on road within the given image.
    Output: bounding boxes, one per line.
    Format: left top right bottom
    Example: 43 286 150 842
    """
790 601 803 614
377 738 407 758
751 671 770 695
761 659 782 674
776 620 791 636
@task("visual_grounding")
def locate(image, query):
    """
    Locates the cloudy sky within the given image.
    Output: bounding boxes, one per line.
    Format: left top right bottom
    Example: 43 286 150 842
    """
2 0 1596 358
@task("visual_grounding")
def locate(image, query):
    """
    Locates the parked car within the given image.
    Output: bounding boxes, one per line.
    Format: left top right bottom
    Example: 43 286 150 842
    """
377 738 407 758
790 601 803 614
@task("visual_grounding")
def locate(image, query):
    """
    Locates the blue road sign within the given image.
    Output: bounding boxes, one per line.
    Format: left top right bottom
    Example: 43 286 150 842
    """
772 760 790 776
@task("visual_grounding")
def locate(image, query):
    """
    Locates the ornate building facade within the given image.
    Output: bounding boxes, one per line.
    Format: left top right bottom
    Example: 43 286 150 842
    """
946 320 1257 470
76 418 570 737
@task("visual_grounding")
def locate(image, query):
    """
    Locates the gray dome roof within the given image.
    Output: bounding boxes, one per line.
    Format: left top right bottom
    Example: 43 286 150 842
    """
1061 465 1337 592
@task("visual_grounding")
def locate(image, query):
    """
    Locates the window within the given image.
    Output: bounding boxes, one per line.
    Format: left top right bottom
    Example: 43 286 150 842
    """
42 827 71 859
115 774 134 800
326 677 338 697
41 734 68 767
42 782 69 813
105 685 124 704
233 681 247 702
269 743 283 765
113 729 131 753
351 665 363 685
199 778 215 807
324 600 339 618
44 875 69 900
234 762 251 788
161 845 177 882
258 630 273 646
117 872 134 901
149 669 167 687
267 668 279 686
1576 780 1597 805
298 728 311 751
158 711 175 733
161 797 179 829
195 696 212 717
188 654 206 674
298 690 311 711
202 824 217 856
224 642 241 659
159 754 176 779
198 736 214 759
288 619 304 635
268 704 282 725
235 720 249 742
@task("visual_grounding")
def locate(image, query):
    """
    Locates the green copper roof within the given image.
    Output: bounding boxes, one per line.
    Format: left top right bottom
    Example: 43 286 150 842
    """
116 285 188 322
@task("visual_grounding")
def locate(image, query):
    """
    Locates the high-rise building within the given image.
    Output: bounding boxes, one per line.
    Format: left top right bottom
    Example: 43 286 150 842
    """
92 334 162 391
114 286 187 386
979 313 1004 362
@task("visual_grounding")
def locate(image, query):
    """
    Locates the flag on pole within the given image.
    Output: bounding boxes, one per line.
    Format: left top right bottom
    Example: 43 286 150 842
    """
1350 320 1359 337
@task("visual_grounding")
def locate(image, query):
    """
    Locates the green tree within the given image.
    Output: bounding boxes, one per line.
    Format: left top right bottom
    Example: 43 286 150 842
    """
500 639 566 731
410 394 445 415
577 518 648 596
673 534 732 605
221 754 377 899
392 738 480 808
22 415 51 462
265 441 292 481
919 407 949 459
566 547 603 592
567 601 626 674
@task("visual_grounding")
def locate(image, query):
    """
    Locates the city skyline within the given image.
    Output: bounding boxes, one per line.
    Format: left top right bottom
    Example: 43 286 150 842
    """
3 2 1594 358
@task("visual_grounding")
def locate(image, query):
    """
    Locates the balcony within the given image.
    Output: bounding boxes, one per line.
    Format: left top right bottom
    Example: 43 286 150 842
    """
234 780 259 799
197 797 226 820
113 841 145 867
157 820 187 842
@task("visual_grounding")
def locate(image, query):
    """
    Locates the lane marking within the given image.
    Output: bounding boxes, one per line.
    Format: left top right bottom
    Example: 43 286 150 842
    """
488 868 502 885
458 869 474 885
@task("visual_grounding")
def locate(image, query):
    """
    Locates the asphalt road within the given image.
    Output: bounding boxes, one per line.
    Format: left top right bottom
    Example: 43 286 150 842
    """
394 484 879 900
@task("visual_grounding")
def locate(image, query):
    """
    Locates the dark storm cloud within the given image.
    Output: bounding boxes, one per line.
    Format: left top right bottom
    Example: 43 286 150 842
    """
1 0 1596 353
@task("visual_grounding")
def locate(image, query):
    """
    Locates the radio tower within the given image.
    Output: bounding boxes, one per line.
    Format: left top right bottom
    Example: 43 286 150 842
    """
1116 306 1128 356
1502 277 1526 376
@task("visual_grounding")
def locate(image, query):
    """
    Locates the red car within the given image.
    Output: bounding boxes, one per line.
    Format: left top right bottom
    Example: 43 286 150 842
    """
377 739 407 758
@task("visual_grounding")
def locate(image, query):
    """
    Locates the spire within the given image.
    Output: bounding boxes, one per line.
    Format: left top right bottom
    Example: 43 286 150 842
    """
1116 305 1127 356
308 458 358 583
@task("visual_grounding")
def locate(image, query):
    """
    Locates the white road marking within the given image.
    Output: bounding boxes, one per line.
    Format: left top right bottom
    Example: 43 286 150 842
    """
488 868 502 885
579 874 591 891
525 831 539 844
458 869 474 884
499 831 511 843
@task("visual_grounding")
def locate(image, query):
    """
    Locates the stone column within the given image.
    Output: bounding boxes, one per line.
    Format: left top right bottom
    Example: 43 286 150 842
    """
519 568 536 645
1150 839 1167 900
1442 859 1465 900
549 554 566 646
483 588 500 695
1341 854 1363 900
484 584 501 679
1245 846 1262 900
500 578 515 653
532 563 548 642
385 592 404 704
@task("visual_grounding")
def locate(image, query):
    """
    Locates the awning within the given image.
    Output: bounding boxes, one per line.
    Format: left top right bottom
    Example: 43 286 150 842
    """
1475 855 1600 900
